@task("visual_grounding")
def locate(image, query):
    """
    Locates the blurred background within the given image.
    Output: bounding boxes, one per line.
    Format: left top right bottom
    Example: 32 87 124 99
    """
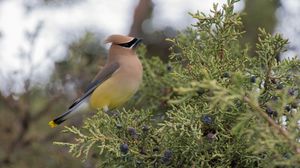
0 0 299 167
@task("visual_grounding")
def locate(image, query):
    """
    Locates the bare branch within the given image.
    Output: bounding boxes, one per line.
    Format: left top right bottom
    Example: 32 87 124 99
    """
129 0 153 37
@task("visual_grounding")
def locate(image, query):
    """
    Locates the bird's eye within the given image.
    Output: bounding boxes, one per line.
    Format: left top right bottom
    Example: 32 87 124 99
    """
117 38 138 48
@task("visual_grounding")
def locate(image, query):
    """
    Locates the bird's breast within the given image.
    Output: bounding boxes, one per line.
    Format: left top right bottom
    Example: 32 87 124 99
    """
89 60 142 110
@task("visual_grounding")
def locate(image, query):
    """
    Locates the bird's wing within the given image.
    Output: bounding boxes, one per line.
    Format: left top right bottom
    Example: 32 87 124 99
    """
67 62 120 110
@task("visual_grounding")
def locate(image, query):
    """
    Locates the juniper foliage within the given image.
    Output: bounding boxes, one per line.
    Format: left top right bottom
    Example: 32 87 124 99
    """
55 0 300 167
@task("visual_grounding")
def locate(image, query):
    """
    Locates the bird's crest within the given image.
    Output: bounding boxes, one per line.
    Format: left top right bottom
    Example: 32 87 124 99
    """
104 34 134 44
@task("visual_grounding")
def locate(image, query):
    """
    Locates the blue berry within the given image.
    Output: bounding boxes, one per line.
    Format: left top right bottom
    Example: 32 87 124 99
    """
197 88 205 95
128 127 138 139
285 105 291 112
266 107 278 117
202 115 213 125
266 107 273 114
222 72 230 78
288 88 295 96
142 125 149 133
166 64 172 71
206 132 216 140
164 150 172 158
162 149 172 164
250 76 256 83
276 83 284 90
120 144 129 154
116 124 122 129
271 96 279 101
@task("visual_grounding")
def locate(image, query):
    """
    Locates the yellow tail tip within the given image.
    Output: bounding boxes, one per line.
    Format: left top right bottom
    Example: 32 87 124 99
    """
48 121 57 128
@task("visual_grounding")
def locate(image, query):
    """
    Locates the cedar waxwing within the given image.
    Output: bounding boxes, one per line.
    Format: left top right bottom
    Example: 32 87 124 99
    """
48 34 143 128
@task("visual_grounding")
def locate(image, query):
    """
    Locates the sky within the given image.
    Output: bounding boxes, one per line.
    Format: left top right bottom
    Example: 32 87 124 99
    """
0 0 299 95
275 0 300 59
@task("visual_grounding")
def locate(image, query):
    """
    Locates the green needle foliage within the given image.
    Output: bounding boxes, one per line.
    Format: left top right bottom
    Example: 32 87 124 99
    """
55 0 300 167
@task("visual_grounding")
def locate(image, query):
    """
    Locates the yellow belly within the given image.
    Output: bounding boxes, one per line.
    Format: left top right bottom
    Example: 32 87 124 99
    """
89 76 136 110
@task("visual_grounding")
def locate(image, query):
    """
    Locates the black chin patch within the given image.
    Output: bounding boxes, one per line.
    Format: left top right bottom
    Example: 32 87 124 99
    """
117 38 138 48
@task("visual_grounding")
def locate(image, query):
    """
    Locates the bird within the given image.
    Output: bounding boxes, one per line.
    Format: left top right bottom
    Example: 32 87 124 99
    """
48 34 143 128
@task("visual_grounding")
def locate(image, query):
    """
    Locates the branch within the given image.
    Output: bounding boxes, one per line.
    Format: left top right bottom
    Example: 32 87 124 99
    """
129 0 152 37
1 93 31 164
0 95 20 112
243 96 300 153
1 110 30 165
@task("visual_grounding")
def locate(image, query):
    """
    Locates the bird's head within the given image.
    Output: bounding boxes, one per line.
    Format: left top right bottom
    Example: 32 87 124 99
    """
105 34 142 49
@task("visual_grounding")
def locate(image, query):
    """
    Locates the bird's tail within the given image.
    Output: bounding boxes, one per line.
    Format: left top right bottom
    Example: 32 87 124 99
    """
48 99 89 128
48 109 72 128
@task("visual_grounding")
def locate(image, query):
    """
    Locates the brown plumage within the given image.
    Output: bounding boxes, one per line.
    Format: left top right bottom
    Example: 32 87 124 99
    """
49 34 143 128
105 34 134 44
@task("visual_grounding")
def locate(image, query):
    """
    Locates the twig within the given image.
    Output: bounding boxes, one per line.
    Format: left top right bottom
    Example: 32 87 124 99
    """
2 108 30 164
243 96 299 153
0 95 20 112
129 0 152 37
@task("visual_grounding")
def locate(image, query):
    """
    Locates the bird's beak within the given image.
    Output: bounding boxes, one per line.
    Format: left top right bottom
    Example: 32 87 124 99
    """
132 38 143 48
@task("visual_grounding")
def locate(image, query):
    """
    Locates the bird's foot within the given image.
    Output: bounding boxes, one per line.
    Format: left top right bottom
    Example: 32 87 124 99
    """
105 110 120 117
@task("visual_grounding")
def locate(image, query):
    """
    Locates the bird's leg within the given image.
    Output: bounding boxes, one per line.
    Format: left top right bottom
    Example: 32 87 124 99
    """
103 106 120 117
103 106 113 115
103 106 109 113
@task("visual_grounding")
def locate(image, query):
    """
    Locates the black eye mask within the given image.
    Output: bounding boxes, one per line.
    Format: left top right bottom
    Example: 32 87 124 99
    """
117 38 138 48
